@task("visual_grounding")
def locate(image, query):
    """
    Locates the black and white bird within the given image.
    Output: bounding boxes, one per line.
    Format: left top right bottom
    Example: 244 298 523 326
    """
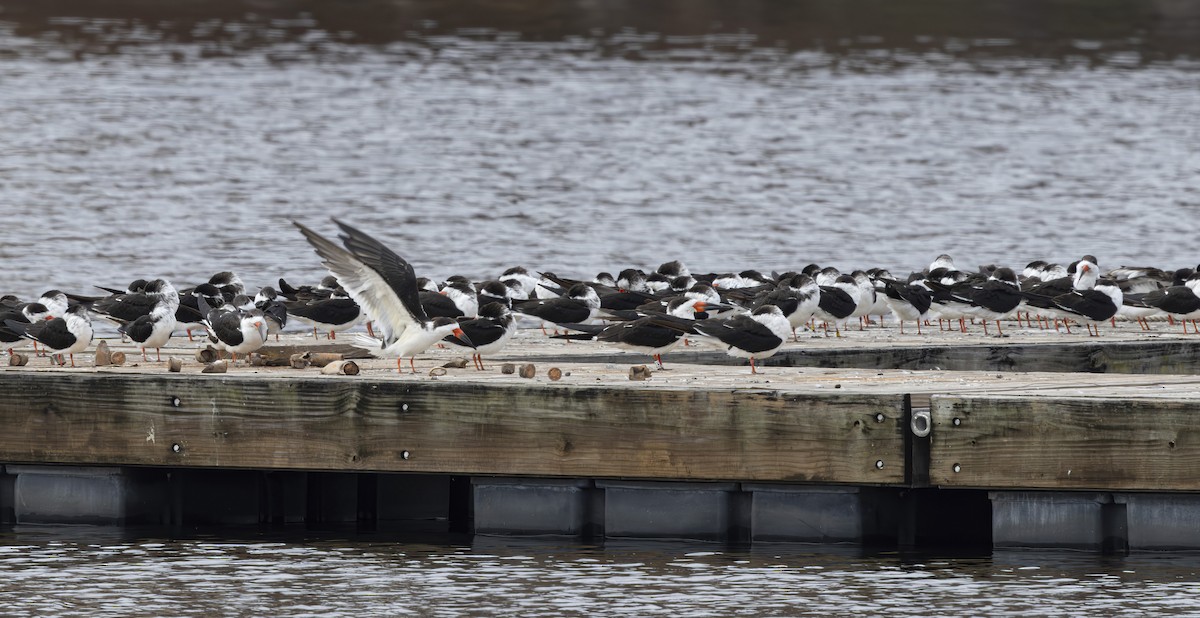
513 283 602 334
285 289 363 339
880 277 933 335
691 304 792 374
1138 277 1200 334
753 274 820 340
0 302 50 354
254 287 289 341
443 301 517 370
1052 279 1124 336
557 297 710 369
91 279 179 356
119 301 177 362
4 304 93 367
419 279 478 319
198 297 268 362
963 267 1024 336
176 283 225 341
294 219 474 374
813 275 860 336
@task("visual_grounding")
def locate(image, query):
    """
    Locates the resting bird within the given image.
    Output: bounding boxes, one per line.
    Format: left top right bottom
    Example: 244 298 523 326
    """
4 304 94 367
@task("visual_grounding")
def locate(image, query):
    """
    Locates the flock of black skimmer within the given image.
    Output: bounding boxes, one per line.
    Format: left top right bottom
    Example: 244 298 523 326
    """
2 219 1199 374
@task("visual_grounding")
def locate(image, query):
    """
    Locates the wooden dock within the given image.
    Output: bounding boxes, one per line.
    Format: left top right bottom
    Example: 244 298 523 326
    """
2 325 1200 550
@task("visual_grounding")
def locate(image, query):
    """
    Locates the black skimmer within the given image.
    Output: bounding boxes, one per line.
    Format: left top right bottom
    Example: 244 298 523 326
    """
476 280 514 309
498 266 540 299
254 287 289 340
1051 279 1124 336
963 267 1023 336
4 304 94 367
419 279 478 319
880 277 933 335
199 297 268 362
208 271 246 302
37 290 70 318
0 302 49 355
752 274 820 340
1139 277 1200 333
294 219 473 374
285 289 363 339
176 283 225 341
691 304 792 374
443 301 517 370
848 270 879 330
1021 258 1098 329
278 275 339 301
927 254 957 273
814 275 860 336
557 297 710 368
513 283 601 334
91 278 179 325
119 302 177 362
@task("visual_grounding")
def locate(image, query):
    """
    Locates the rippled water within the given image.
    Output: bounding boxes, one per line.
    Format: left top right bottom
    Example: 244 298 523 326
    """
1 0 1199 300
2 527 1200 617
4 1 1200 612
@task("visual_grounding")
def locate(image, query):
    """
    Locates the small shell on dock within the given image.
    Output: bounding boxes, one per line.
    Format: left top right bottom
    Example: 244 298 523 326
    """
442 358 469 369
519 364 537 379
201 360 228 374
195 347 220 364
167 357 183 373
547 367 563 381
109 351 126 366
8 352 28 367
322 360 360 376
94 341 112 366
500 363 516 375
289 353 311 369
629 365 652 381
428 367 448 377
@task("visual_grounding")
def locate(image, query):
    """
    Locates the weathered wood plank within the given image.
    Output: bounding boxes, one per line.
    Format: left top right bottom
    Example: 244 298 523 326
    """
929 395 1200 491
0 373 906 485
530 339 1200 375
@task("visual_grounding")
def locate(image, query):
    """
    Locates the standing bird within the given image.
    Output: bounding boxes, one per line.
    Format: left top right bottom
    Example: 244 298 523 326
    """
880 277 933 335
963 267 1024 336
691 304 792 374
4 304 94 367
199 297 268 362
556 297 710 369
286 289 363 340
294 219 473 374
513 283 602 334
444 301 517 370
1051 279 1124 337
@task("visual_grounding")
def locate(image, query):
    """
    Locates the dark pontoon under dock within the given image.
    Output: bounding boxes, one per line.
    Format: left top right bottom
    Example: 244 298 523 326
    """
3 326 1200 552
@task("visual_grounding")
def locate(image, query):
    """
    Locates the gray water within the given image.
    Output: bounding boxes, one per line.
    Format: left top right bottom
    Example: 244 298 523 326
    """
4 0 1200 612
1 0 1199 300
2 527 1200 617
